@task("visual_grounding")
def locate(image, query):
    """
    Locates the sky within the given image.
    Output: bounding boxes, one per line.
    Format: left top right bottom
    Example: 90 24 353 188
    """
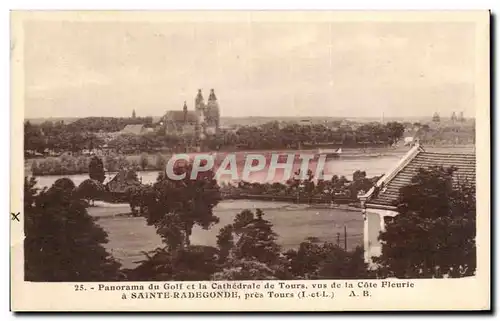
23 17 477 119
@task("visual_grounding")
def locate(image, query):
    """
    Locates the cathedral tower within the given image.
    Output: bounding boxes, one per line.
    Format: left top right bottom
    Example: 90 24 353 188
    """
206 88 220 132
195 89 205 112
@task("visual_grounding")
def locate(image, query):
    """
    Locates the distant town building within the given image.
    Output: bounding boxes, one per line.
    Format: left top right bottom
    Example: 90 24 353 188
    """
132 109 136 119
451 111 457 123
163 101 199 135
459 111 465 122
161 89 221 137
432 112 440 123
120 124 148 135
403 136 416 146
199 88 221 135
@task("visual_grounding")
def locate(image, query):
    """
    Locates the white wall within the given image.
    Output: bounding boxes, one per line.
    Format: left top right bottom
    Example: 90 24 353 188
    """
363 208 398 266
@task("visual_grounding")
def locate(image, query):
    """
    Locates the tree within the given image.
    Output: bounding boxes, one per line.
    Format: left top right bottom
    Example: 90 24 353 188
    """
217 209 281 263
127 165 222 281
30 160 40 175
385 122 405 146
139 153 149 171
284 238 370 279
138 164 221 250
128 245 220 281
88 156 105 183
374 166 476 278
350 170 374 199
232 209 281 264
24 121 46 154
214 209 285 280
211 259 279 281
155 153 167 170
76 179 105 206
104 154 119 172
24 177 121 281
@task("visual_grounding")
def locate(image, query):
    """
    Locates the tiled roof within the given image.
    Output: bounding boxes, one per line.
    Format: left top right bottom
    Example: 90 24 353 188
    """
165 110 198 123
364 146 475 208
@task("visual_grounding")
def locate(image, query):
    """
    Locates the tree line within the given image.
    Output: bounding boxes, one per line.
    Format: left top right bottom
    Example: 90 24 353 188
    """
24 118 406 156
25 117 475 158
31 153 169 176
205 121 405 150
24 117 153 155
220 169 380 203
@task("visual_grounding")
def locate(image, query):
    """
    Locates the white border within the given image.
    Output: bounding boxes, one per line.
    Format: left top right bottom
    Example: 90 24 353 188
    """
3 1 497 319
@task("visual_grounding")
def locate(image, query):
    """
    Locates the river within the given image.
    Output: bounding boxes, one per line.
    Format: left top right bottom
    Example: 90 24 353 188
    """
33 151 404 189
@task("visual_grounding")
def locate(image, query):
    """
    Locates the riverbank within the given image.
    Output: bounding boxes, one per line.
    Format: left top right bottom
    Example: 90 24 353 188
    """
29 144 475 190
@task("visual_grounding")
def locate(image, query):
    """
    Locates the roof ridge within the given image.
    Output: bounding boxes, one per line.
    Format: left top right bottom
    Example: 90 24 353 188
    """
420 151 475 156
359 144 423 203
361 145 476 208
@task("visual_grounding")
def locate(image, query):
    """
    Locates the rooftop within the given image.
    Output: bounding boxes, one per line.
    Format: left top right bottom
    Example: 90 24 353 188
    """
359 144 475 209
165 110 198 123
120 124 147 135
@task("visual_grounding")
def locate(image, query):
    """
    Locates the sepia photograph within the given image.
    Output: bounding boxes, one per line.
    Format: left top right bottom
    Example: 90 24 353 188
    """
10 10 490 311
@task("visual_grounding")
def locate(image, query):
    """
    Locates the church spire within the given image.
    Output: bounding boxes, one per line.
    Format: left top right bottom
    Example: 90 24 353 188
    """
195 89 204 105
208 88 217 101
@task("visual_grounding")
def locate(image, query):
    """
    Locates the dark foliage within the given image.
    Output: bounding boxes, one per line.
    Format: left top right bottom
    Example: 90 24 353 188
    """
284 238 369 279
217 209 281 265
24 177 121 281
67 116 153 133
76 179 105 206
374 166 476 278
88 156 106 183
127 245 220 281
133 166 221 250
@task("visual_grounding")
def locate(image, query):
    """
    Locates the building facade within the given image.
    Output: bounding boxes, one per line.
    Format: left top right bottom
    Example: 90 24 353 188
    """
162 89 221 137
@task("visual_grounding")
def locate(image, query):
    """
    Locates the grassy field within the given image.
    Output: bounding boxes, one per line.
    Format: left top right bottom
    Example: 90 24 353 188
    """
89 200 363 269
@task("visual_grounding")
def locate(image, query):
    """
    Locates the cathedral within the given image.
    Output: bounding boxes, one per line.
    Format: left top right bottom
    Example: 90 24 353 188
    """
162 89 220 137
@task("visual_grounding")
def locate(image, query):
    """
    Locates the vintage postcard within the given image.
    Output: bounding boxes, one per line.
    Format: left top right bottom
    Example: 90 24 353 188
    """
10 10 490 311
